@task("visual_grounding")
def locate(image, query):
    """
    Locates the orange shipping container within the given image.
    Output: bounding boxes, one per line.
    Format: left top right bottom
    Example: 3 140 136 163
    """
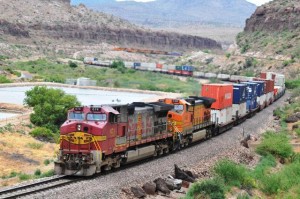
156 63 163 69
201 84 233 110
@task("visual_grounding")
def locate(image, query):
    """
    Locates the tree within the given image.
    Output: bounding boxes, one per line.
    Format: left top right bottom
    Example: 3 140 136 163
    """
68 61 78 68
24 86 80 132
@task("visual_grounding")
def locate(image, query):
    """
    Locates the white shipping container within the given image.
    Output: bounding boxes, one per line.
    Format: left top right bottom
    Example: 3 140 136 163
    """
230 75 254 82
266 92 274 104
141 62 156 68
217 74 230 80
232 103 247 118
275 74 285 87
124 61 134 68
211 107 233 125
205 73 217 78
257 94 267 108
265 72 275 80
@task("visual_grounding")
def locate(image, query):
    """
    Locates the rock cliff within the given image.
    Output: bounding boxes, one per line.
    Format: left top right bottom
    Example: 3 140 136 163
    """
244 0 300 32
0 0 221 54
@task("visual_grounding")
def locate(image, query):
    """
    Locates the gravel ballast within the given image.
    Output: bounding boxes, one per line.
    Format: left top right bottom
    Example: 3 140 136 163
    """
22 94 289 199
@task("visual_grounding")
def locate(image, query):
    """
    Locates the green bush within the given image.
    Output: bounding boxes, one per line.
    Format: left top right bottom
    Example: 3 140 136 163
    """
24 86 80 132
68 61 78 68
256 132 293 159
19 173 31 181
251 154 276 180
213 159 249 188
185 178 225 199
29 127 56 142
0 75 12 83
286 79 300 89
40 169 54 177
44 159 51 166
34 169 41 176
26 142 44 149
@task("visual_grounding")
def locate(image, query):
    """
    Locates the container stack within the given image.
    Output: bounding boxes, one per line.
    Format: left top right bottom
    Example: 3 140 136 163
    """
232 84 247 118
251 81 266 110
201 84 233 125
241 82 258 111
253 78 275 105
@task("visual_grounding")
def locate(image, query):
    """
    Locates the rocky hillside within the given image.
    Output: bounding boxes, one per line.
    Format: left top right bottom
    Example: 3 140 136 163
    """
0 0 221 58
237 0 300 60
71 0 256 27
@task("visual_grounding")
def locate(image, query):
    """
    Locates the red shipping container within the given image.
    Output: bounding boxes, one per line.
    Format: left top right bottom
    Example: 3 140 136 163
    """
174 70 182 75
260 72 266 79
156 63 163 69
201 84 233 110
253 78 274 93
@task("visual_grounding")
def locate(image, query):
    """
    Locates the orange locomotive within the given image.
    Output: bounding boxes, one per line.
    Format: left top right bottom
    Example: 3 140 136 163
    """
55 98 215 176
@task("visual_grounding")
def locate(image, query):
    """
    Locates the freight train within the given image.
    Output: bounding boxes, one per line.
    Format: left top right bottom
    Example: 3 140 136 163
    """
54 72 285 176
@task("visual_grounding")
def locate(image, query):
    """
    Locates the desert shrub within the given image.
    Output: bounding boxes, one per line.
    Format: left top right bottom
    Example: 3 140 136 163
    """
34 169 41 176
0 75 12 83
285 78 300 89
213 159 249 188
29 127 57 142
44 159 51 166
68 61 78 68
237 193 250 199
259 162 300 195
19 173 31 181
256 132 293 159
40 169 54 177
225 53 231 58
251 154 276 180
26 142 44 149
185 178 225 199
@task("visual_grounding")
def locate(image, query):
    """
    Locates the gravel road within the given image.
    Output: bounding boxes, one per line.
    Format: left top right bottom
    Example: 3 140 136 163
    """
22 94 289 199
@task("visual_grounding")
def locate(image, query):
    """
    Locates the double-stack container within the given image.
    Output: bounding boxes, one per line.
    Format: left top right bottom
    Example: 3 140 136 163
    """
201 84 233 125
232 84 247 118
260 72 276 80
241 82 258 111
253 78 274 105
133 62 141 69
182 66 194 76
204 73 217 79
251 81 266 110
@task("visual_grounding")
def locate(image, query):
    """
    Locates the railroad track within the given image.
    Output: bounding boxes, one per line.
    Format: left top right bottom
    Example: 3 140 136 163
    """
0 175 77 199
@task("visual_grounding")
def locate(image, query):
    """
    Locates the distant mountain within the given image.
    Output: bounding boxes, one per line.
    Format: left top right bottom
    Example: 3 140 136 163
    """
71 0 257 27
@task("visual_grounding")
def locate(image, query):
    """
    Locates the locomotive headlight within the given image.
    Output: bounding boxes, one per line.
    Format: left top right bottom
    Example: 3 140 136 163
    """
77 124 82 131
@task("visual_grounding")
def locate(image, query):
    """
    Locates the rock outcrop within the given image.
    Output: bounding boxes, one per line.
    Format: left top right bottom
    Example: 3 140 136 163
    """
0 0 221 52
244 0 300 32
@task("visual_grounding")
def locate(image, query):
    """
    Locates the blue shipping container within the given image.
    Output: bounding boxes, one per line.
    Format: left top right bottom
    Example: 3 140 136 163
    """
233 84 247 104
241 82 258 100
251 81 265 96
246 98 258 111
133 62 141 68
182 65 194 72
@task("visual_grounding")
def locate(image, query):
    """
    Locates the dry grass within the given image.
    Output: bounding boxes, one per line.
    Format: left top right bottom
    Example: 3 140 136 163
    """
0 130 58 186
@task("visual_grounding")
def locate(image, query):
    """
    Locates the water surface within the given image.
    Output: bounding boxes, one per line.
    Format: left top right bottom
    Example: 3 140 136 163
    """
0 86 157 105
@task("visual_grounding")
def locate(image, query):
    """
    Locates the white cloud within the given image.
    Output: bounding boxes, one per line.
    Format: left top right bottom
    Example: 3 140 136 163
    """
246 0 273 6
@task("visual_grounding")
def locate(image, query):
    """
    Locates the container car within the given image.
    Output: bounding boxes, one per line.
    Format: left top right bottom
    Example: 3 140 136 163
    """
233 84 247 104
202 84 233 110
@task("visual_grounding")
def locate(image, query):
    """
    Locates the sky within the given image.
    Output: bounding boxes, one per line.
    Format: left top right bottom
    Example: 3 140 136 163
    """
116 0 273 6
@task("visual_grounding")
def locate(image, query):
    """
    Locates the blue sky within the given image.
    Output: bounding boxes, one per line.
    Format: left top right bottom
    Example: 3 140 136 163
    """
116 0 273 6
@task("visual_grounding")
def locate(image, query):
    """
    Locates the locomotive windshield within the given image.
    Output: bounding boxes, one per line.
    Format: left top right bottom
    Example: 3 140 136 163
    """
68 112 85 120
87 113 107 121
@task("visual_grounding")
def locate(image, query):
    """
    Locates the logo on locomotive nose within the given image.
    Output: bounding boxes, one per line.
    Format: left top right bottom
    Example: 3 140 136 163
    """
61 132 106 144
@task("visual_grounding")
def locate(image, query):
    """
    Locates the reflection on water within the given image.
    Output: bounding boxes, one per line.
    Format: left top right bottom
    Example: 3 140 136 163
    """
0 86 157 105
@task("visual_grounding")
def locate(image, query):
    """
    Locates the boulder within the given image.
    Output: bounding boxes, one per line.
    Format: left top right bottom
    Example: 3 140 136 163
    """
174 164 196 183
131 186 146 198
181 180 190 188
165 177 182 190
142 182 156 195
154 178 170 195
292 124 299 130
285 115 299 123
